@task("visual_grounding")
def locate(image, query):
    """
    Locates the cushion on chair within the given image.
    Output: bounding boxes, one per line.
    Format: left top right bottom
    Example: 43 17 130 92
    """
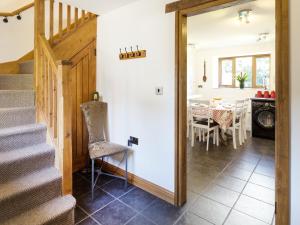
89 141 128 159
80 101 108 144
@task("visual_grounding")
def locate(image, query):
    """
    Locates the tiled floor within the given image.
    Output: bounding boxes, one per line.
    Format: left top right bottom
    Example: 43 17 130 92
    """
74 136 275 225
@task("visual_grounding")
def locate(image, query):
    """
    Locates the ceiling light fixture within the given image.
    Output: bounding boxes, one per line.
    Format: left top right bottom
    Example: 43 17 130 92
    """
257 32 270 42
238 9 252 24
3 16 8 23
16 14 22 20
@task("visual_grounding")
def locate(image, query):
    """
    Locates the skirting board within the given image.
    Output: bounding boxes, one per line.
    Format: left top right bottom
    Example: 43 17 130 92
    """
101 161 175 205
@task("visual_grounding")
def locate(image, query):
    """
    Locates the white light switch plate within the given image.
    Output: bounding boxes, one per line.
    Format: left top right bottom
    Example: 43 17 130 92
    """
155 87 163 95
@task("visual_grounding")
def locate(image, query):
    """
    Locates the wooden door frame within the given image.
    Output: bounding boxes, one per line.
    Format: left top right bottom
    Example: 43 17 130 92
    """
171 0 290 225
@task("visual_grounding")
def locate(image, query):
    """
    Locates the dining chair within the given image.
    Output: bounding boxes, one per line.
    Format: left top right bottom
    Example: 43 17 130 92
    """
190 103 219 151
227 100 244 149
81 101 129 200
242 98 250 142
187 99 210 139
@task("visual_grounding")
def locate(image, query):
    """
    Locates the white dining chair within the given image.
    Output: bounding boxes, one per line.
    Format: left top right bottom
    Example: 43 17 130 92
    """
227 100 244 149
242 98 250 142
187 100 210 139
190 103 219 151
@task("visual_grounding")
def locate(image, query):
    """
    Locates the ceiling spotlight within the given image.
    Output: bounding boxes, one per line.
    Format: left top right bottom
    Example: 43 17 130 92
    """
16 14 22 20
238 9 252 24
3 17 8 23
257 32 270 42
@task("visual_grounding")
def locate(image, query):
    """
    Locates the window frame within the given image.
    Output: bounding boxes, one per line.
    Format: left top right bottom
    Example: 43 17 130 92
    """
218 54 271 88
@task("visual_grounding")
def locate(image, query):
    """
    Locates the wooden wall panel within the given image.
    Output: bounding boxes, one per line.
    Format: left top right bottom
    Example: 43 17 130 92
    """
71 41 96 172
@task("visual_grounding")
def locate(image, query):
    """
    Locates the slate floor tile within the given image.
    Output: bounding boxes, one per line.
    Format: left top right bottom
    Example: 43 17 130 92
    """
126 214 156 225
93 200 137 225
101 178 134 198
75 206 89 224
77 188 115 214
77 217 99 225
142 198 185 225
119 187 157 211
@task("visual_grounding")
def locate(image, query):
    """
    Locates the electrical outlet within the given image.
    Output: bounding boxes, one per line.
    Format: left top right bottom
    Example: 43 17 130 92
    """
155 87 163 95
128 136 139 146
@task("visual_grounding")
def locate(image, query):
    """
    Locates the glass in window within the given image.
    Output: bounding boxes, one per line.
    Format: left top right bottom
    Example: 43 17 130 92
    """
256 57 270 88
236 57 252 88
221 59 233 86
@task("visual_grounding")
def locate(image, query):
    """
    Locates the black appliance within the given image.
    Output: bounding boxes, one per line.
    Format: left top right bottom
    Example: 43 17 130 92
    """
251 98 275 140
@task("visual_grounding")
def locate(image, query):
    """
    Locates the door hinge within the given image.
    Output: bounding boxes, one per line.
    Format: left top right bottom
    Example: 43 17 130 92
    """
275 201 277 214
94 49 97 56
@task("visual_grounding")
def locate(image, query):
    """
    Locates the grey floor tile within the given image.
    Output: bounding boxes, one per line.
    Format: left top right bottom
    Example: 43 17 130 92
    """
230 160 257 172
249 173 275 190
243 183 275 205
73 174 92 198
175 212 213 225
126 214 156 225
224 167 252 181
224 210 268 225
255 165 275 178
142 198 185 225
77 217 100 225
93 200 137 225
189 196 231 225
202 184 240 207
77 188 115 214
214 175 247 193
119 187 157 211
101 178 134 198
75 206 89 224
234 195 274 224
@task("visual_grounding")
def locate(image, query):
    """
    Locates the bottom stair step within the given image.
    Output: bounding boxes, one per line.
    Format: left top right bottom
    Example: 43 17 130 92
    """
2 195 76 225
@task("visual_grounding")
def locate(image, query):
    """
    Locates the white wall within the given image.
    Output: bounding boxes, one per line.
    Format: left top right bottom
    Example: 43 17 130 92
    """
97 0 175 192
290 0 300 224
0 8 34 62
188 42 276 100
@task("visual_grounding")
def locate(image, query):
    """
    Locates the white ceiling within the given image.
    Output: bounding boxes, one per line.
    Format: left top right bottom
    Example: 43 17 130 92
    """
187 0 275 49
0 0 139 14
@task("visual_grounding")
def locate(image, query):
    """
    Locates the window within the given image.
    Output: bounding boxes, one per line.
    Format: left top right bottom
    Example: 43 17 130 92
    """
219 54 271 88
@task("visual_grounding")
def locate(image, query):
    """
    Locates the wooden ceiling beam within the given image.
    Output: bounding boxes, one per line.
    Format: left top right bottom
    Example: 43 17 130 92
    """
0 2 34 17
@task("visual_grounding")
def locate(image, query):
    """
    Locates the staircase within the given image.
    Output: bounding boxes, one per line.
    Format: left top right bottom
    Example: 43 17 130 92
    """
0 61 76 225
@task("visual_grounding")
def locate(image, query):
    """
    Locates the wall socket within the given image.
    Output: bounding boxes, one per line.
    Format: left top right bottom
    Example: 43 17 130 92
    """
155 87 163 95
128 136 139 146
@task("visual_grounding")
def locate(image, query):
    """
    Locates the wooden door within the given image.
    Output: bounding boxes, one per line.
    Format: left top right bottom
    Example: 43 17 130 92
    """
70 40 96 172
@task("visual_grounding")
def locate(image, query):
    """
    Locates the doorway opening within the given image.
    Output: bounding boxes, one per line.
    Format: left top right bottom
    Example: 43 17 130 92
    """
170 0 289 225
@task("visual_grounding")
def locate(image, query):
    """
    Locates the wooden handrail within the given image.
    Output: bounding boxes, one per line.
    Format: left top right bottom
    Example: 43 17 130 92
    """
0 2 34 17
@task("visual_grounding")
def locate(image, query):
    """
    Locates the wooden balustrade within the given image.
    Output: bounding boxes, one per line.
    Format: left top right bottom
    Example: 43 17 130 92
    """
35 0 96 195
48 0 97 46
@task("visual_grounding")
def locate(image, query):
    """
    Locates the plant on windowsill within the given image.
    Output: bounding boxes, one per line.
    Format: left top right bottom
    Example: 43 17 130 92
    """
236 72 248 89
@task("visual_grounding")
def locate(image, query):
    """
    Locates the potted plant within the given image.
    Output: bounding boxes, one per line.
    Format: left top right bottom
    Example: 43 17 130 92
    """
236 72 248 89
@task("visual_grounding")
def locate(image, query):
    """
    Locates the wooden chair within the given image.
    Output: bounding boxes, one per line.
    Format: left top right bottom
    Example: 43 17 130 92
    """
81 101 129 200
190 103 219 151
227 100 244 149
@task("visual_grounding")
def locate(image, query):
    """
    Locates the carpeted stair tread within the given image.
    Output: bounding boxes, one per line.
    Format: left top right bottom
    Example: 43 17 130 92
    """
0 107 36 128
0 90 34 108
0 143 55 183
0 74 33 90
0 167 62 222
0 123 46 151
2 195 76 225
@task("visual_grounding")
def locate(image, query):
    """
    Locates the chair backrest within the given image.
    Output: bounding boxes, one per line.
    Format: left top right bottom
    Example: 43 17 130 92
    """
80 101 109 145
243 98 250 115
233 100 244 124
189 99 210 106
190 103 211 121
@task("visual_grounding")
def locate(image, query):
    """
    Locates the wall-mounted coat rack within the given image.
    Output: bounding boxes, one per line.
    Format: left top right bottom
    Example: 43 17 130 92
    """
119 46 146 60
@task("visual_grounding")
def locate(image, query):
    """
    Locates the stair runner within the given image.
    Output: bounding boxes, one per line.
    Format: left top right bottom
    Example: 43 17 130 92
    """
0 61 76 225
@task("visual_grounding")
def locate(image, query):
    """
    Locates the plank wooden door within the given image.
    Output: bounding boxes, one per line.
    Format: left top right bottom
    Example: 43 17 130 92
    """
70 40 96 172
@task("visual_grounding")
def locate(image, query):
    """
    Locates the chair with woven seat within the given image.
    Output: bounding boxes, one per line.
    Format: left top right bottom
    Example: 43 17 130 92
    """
81 101 129 200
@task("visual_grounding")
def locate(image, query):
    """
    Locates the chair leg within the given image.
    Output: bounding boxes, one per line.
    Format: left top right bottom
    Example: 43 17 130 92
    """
239 126 242 146
91 159 95 200
198 129 201 142
233 129 237 150
206 131 209 151
213 129 216 145
124 149 128 189
191 126 195 147
217 128 220 146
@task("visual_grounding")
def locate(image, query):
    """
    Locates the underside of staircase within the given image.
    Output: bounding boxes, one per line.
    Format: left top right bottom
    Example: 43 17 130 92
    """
0 60 76 225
